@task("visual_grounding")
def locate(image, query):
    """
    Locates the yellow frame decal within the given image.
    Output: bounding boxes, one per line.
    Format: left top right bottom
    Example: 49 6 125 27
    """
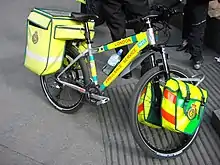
97 32 147 53
99 32 149 90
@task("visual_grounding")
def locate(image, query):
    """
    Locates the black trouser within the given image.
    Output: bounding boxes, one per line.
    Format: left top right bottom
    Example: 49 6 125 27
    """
81 0 105 26
102 0 152 75
182 0 209 61
80 3 87 14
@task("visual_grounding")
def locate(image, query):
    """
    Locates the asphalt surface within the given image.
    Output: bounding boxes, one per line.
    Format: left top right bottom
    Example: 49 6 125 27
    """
0 1 105 165
0 0 220 165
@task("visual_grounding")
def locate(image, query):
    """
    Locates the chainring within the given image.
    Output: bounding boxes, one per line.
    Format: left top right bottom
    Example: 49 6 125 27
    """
85 83 102 104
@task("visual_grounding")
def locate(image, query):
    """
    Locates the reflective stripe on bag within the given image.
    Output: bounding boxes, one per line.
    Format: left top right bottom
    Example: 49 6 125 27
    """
26 48 63 64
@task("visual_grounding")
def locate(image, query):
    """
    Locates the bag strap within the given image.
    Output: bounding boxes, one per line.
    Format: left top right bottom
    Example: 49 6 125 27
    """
197 87 206 119
173 78 189 98
183 82 191 112
185 83 206 120
143 82 154 120
170 78 190 111
198 87 205 106
185 83 191 101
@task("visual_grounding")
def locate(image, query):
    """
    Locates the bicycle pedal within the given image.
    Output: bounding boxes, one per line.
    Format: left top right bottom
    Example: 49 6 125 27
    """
87 91 110 105
96 97 110 106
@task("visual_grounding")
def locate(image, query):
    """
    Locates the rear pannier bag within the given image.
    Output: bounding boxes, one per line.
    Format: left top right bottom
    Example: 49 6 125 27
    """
24 8 95 75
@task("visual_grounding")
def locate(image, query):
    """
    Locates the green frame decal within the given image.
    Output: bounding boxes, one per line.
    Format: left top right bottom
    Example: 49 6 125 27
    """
85 32 149 91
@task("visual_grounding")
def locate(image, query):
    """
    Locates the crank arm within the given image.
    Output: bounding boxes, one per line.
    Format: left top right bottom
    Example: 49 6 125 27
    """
90 93 110 105
57 78 110 105
56 78 86 94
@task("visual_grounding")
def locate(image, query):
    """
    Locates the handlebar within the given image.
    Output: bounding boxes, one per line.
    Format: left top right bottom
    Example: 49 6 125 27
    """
126 14 159 25
126 18 140 25
126 0 183 26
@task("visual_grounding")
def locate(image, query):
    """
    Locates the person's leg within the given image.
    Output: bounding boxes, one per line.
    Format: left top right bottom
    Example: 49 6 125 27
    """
182 1 192 40
103 0 128 56
124 0 149 33
188 2 208 70
124 0 152 76
103 0 132 78
87 0 105 26
176 0 191 51
80 2 87 14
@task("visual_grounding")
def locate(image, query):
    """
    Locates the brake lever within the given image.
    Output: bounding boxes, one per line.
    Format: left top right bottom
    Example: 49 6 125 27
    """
125 18 141 25
162 21 172 29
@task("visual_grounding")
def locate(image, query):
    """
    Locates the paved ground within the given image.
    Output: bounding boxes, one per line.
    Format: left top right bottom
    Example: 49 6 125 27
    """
1 0 220 165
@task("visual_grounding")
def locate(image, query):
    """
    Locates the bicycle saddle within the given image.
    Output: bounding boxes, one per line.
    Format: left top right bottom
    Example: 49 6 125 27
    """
71 12 98 22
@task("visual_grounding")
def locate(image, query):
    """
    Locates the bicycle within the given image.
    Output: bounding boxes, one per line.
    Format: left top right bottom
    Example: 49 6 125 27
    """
39 3 205 159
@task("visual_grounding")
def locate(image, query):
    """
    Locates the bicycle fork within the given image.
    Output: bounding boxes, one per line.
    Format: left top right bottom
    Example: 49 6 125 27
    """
150 46 170 78
151 46 205 86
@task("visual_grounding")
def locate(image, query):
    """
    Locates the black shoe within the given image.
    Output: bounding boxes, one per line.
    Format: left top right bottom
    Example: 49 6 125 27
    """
193 60 203 70
176 40 188 51
185 47 189 53
122 72 132 79
190 57 203 70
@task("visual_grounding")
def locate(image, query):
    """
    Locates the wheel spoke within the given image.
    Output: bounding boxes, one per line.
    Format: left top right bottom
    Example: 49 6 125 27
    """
131 66 199 158
40 53 87 112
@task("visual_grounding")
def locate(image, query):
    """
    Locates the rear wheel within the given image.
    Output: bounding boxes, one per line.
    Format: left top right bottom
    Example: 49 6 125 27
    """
130 65 199 158
40 46 90 113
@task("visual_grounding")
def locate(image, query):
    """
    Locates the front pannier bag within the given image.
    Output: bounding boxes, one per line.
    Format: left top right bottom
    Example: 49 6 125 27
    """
161 78 208 135
138 82 163 128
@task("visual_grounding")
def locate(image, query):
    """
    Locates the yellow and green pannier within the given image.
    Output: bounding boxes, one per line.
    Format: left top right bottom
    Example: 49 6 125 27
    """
138 82 163 128
24 8 95 76
161 78 208 135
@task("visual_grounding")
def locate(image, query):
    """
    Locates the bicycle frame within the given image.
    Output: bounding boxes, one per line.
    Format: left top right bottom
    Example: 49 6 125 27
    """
82 31 150 91
57 22 170 96
56 20 204 105
56 17 173 103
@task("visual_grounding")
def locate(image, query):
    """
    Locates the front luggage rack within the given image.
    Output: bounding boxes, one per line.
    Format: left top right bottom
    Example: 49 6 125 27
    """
175 74 205 86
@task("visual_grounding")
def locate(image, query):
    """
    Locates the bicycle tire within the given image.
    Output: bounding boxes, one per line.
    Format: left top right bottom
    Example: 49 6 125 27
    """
40 46 90 113
130 65 200 158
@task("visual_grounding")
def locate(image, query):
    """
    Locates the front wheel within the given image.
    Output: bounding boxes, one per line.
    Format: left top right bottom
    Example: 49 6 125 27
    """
130 65 199 158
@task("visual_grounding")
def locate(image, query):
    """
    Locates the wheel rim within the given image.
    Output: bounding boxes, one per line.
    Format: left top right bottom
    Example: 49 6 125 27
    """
41 66 84 111
135 69 198 156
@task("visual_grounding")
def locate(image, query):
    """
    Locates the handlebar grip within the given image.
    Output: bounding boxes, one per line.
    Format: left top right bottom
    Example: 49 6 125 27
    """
126 18 140 25
172 9 183 16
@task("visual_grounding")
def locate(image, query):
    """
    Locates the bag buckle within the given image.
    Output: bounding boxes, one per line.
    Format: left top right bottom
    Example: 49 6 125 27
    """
201 97 205 106
185 91 190 101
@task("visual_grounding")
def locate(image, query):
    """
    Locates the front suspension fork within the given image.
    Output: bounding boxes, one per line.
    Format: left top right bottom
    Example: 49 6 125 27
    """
151 46 170 79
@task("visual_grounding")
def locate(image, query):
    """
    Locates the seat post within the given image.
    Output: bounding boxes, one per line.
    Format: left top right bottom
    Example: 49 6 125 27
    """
84 22 91 44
